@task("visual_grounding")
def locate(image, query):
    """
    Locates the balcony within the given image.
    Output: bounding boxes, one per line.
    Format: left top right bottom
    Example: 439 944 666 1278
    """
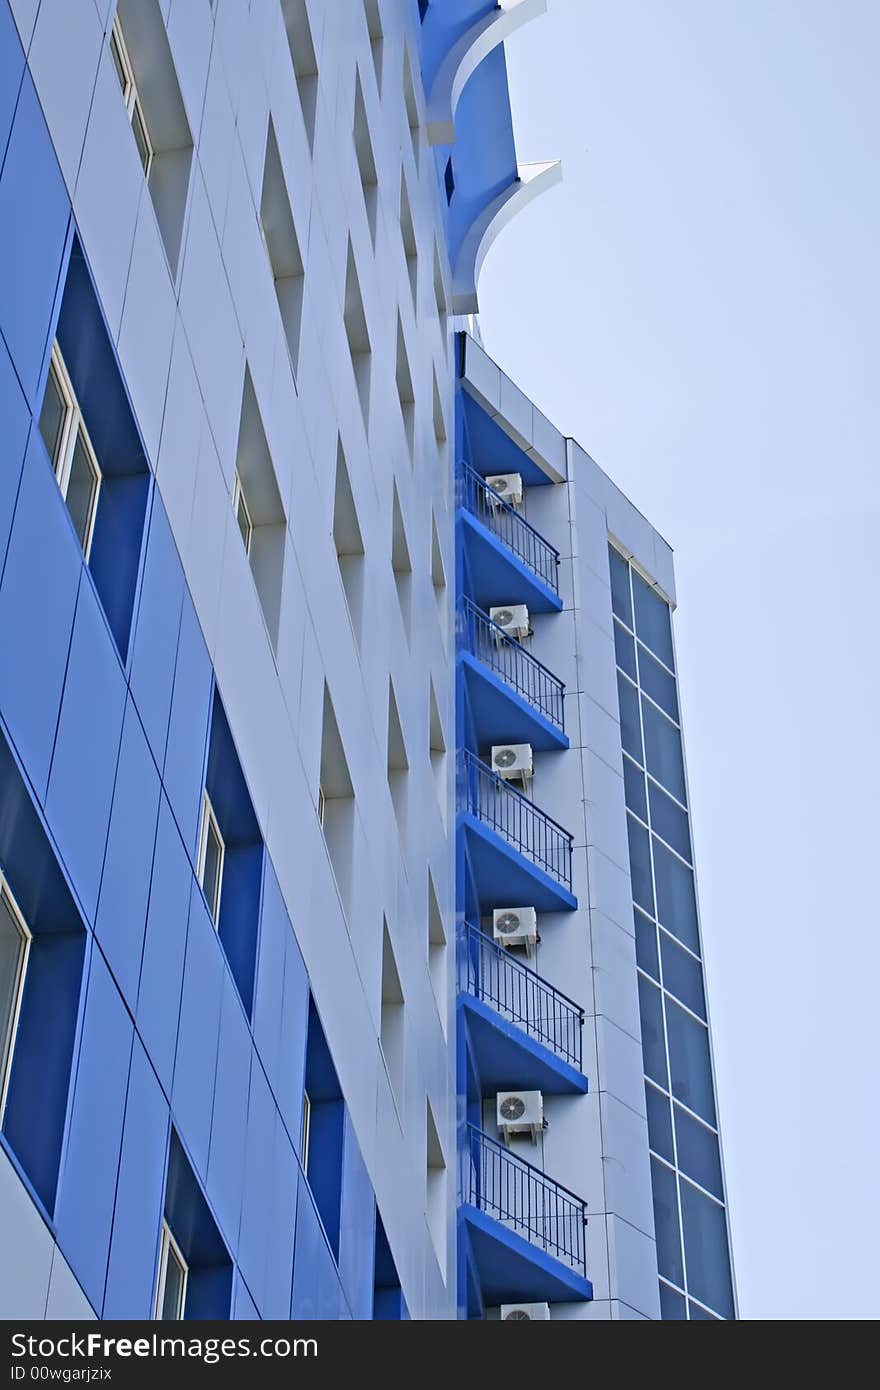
460 1125 592 1306
458 599 567 753
457 463 562 614
458 922 587 1095
458 751 576 912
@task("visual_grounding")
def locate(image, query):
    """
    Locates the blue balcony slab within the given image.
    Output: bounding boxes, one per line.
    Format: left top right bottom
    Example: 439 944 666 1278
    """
459 650 568 753
459 507 563 615
460 1204 593 1306
458 813 577 914
459 993 587 1097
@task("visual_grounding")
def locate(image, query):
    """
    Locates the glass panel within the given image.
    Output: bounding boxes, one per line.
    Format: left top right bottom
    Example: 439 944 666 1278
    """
665 997 717 1125
632 570 674 670
638 644 679 722
38 367 66 470
637 975 667 1089
202 819 223 924
622 754 647 822
649 781 691 862
680 1178 734 1319
645 1082 674 1163
64 429 100 556
650 1157 683 1287
627 814 654 915
0 890 27 1093
617 673 643 765
653 839 700 953
109 27 129 96
659 1281 687 1320
613 619 637 680
132 100 151 175
236 488 252 553
161 1243 186 1319
688 1300 720 1320
608 546 632 628
634 907 659 980
674 1104 723 1199
642 698 687 804
660 931 706 1018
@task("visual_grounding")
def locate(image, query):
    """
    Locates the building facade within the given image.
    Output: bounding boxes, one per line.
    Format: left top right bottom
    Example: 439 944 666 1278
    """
0 0 734 1321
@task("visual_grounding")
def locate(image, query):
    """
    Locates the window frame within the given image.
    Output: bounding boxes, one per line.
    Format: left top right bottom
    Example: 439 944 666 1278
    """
196 792 225 929
154 1220 188 1321
43 344 102 563
0 873 32 1127
110 14 153 178
301 1090 311 1175
316 784 326 828
232 472 254 557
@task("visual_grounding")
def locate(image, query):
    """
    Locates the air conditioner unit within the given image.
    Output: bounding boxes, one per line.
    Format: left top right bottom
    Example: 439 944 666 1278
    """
491 743 533 786
489 604 531 641
497 1090 544 1143
486 472 523 509
501 1303 551 1321
493 906 538 956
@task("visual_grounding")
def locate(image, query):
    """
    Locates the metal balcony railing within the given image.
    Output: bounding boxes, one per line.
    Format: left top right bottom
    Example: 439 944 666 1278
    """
459 598 565 733
461 1124 588 1277
459 751 574 893
458 462 560 596
459 921 584 1072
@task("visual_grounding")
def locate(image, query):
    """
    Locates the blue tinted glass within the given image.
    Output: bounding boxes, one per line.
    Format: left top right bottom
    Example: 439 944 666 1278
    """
634 908 659 979
623 754 647 821
613 619 637 680
608 547 633 627
650 1158 683 1287
665 998 717 1125
642 698 687 804
689 1301 720 1320
638 644 679 721
680 1179 734 1319
637 975 667 1089
653 839 700 953
660 1282 687 1320
632 572 674 670
649 782 692 862
646 1082 674 1162
617 674 643 764
674 1105 723 1199
627 814 654 915
660 932 706 1018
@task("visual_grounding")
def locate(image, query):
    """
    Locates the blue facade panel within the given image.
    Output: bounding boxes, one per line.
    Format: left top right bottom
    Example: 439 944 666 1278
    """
0 74 68 408
54 947 134 1315
103 1039 169 1320
171 880 225 1183
94 697 161 1010
206 974 252 1253
0 333 28 571
0 431 82 799
135 794 191 1095
162 595 212 865
129 496 185 772
290 1179 345 1321
46 582 127 923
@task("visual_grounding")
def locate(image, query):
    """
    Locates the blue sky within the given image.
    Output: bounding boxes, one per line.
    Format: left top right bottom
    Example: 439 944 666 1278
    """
479 0 880 1319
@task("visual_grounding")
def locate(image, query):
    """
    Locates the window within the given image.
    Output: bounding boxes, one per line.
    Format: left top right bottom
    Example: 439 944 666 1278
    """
232 472 253 556
38 344 102 561
197 792 224 927
154 1221 188 1320
110 14 152 176
317 785 326 827
300 1090 311 1175
443 157 455 204
0 876 31 1125
418 0 430 19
